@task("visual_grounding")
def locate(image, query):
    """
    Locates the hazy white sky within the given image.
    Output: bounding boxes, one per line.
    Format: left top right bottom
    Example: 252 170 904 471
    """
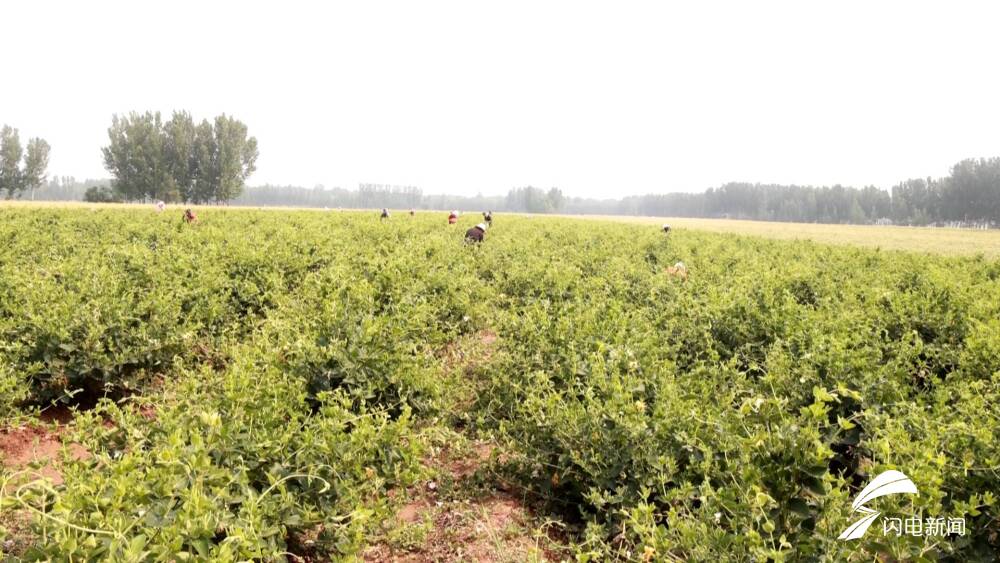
3 1 999 197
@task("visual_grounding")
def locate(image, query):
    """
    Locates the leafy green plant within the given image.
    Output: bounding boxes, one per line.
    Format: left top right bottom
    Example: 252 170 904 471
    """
1 207 998 560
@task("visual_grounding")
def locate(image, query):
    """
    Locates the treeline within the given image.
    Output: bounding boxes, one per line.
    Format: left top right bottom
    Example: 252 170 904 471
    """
234 184 564 214
233 184 425 209
573 157 1000 226
229 160 1000 227
891 157 1000 224
99 111 258 204
1 125 50 199
14 116 997 226
610 184 892 224
29 177 109 201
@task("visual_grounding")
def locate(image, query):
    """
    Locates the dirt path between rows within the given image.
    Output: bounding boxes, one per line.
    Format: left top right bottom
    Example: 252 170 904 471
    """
359 329 565 562
361 441 563 562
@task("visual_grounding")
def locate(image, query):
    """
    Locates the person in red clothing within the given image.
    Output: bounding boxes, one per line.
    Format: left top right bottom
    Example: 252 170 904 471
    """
448 210 458 225
183 209 197 224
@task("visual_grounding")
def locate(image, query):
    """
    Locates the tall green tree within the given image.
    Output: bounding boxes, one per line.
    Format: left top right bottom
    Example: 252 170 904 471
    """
163 111 196 202
944 158 1000 222
211 114 258 203
504 186 565 213
0 126 21 198
190 119 218 203
102 112 171 202
102 111 258 204
547 187 565 211
0 125 50 199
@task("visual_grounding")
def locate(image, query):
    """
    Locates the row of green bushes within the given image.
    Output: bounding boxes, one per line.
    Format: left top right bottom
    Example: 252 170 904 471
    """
473 222 1000 560
2 208 999 560
1 209 490 559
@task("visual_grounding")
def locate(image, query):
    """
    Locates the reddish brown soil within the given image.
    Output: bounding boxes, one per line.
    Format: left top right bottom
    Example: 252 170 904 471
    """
1 407 89 487
366 495 541 562
362 441 563 563
361 329 566 561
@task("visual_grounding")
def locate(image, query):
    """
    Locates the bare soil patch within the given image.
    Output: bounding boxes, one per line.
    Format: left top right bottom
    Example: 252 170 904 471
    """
1 406 91 559
362 439 564 563
1 406 89 487
439 330 499 377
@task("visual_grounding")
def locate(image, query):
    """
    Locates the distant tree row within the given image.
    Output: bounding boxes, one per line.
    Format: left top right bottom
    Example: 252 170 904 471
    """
564 157 1000 226
232 165 1000 226
233 184 561 214
233 183 426 209
358 183 423 208
13 116 999 226
235 168 1000 227
891 158 1000 224
504 186 564 213
606 183 892 224
101 111 258 203
35 176 110 201
0 125 50 199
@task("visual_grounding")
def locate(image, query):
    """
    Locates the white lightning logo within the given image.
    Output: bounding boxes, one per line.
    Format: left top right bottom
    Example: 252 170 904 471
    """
838 470 918 540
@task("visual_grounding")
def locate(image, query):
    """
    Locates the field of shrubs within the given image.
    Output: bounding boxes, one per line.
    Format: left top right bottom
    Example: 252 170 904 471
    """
2 207 999 561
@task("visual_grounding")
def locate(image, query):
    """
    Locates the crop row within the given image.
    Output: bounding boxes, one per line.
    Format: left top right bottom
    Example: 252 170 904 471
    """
1 207 999 560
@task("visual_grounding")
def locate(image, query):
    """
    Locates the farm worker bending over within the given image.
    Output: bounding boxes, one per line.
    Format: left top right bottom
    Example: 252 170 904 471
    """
666 261 687 280
465 222 488 243
155 200 166 212
183 209 197 224
483 211 493 226
662 223 671 234
409 209 415 216
380 208 390 220
448 210 459 225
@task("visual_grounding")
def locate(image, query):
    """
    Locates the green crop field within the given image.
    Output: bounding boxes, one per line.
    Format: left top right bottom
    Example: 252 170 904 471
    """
2 207 999 561
567 215 1000 259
